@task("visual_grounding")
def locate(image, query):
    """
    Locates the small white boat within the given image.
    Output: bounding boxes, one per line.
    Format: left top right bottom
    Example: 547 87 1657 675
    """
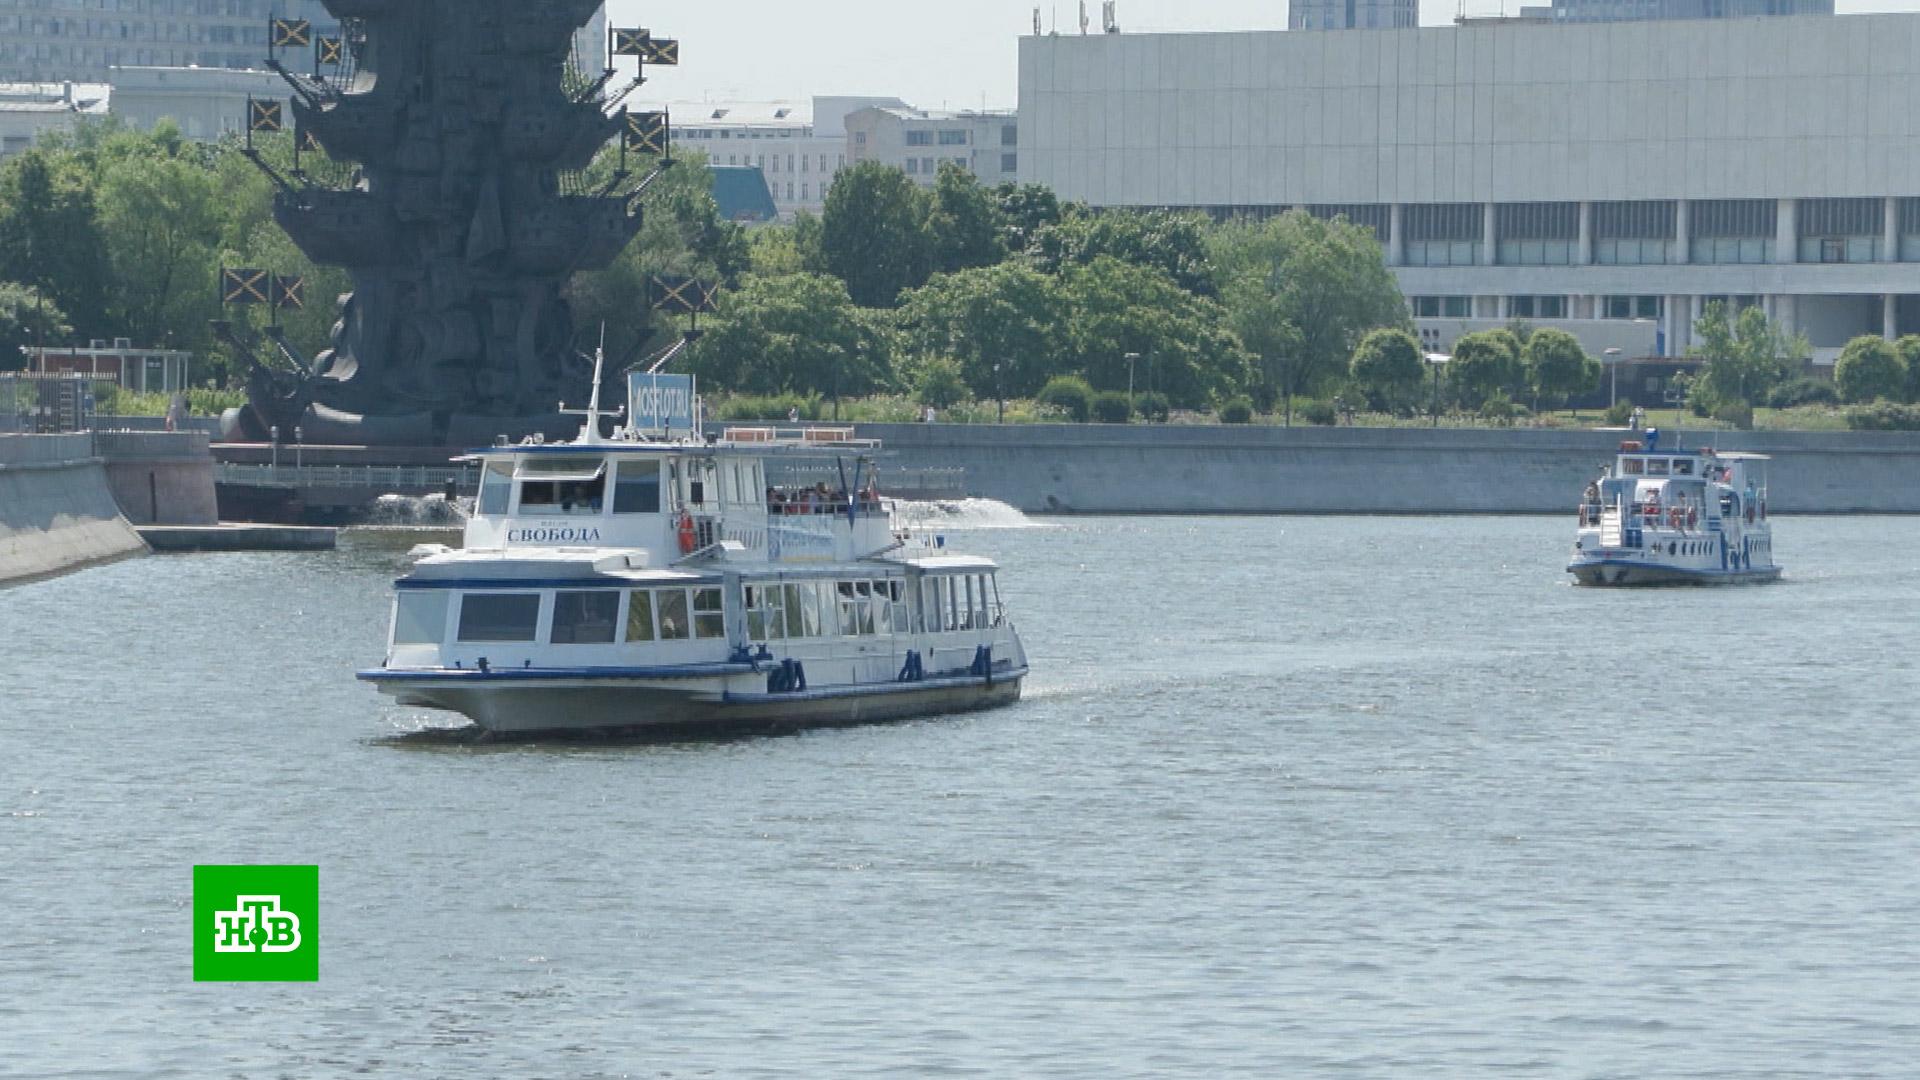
357 371 1027 736
1568 430 1781 587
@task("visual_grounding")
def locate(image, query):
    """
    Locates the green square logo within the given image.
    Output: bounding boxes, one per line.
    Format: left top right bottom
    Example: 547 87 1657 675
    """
193 865 318 982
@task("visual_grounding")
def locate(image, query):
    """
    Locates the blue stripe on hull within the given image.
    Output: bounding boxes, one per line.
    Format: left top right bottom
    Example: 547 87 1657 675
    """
1568 559 1782 587
357 662 758 683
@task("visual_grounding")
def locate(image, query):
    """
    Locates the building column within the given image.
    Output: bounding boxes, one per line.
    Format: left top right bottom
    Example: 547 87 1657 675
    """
1482 202 1497 267
1775 197 1797 264
1388 203 1405 267
1775 295 1796 336
1496 295 1511 320
1885 196 1900 263
1884 293 1899 341
1577 200 1594 266
1674 200 1690 265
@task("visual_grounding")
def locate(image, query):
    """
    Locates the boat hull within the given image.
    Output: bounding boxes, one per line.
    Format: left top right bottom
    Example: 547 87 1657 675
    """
1568 559 1782 587
360 669 1026 736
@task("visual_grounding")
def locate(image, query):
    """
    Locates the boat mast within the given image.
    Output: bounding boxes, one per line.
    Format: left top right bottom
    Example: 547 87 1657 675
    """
560 325 622 446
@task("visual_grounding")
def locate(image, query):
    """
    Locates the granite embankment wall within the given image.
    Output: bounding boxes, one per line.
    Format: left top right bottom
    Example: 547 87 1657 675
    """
94 430 219 526
0 434 148 584
854 424 1920 514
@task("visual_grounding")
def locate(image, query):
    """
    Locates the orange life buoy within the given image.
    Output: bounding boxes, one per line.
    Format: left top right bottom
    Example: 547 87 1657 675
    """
676 512 697 554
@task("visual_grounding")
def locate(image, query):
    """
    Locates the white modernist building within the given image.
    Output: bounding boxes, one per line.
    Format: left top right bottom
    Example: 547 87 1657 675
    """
675 96 904 220
1019 13 1920 360
0 81 108 158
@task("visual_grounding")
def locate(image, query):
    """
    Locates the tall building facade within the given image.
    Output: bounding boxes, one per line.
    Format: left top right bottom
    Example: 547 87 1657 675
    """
1517 0 1831 21
0 1 335 83
1020 14 1920 361
1290 0 1418 31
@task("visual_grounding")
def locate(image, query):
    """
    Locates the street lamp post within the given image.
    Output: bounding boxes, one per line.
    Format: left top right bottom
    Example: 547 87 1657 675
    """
1425 352 1450 428
1124 351 1139 416
993 362 1004 423
1604 347 1623 411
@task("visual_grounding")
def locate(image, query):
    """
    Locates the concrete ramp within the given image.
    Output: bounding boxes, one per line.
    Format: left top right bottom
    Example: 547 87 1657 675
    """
0 434 148 586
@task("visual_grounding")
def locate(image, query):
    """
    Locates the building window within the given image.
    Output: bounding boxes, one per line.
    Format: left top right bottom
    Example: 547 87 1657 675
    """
1001 124 1018 146
1494 202 1577 266
905 158 919 174
1001 153 1017 174
1306 204 1389 244
1593 201 1676 265
1402 203 1483 267
906 130 933 146
1508 296 1567 319
938 129 968 146
1689 199 1776 264
1411 296 1472 318
1798 197 1882 263
1603 296 1663 320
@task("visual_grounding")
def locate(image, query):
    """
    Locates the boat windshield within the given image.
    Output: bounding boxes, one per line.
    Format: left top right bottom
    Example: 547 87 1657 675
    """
515 457 606 515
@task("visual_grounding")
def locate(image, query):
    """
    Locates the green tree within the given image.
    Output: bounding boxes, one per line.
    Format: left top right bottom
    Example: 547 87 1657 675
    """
1524 327 1600 413
926 163 1007 275
821 161 930 307
895 263 1065 399
1028 207 1216 296
1057 255 1250 408
1895 334 1920 403
908 355 970 410
1688 301 1806 410
1834 335 1907 403
995 182 1063 253
686 273 896 413
1349 327 1425 412
0 282 70 370
0 148 112 338
97 147 223 351
1448 329 1523 408
568 150 744 363
1210 210 1409 423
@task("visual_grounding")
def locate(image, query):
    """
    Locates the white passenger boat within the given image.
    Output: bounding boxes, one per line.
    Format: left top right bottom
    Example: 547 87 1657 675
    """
357 379 1028 735
1568 429 1781 587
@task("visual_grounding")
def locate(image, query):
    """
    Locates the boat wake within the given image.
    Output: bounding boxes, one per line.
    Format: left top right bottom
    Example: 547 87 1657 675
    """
894 498 1051 530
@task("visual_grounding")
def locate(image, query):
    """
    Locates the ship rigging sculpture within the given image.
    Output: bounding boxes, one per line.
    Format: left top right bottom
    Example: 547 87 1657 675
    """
219 3 679 445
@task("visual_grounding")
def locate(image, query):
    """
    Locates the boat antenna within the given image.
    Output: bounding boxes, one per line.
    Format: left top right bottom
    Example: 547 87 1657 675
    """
559 323 623 444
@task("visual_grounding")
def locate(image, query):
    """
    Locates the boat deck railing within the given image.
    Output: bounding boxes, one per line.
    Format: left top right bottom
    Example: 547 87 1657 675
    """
218 462 479 491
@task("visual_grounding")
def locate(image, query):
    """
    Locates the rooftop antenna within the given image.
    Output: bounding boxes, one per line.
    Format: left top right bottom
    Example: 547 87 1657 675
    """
1034 7 1043 34
560 323 623 445
1079 1 1090 34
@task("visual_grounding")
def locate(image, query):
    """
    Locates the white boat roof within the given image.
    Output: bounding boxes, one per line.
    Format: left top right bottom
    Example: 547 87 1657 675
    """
460 425 881 460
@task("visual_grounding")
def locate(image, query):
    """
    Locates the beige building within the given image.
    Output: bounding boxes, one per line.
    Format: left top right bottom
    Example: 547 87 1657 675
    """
846 106 1021 189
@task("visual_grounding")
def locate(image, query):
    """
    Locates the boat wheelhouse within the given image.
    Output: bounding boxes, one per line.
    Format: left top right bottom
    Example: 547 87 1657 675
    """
358 415 1028 734
1568 430 1781 587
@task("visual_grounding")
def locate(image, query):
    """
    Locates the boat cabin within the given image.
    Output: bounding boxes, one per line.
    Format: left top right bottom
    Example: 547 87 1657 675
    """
459 427 900 567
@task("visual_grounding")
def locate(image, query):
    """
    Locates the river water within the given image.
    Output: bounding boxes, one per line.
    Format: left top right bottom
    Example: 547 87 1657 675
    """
4 514 1918 1077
